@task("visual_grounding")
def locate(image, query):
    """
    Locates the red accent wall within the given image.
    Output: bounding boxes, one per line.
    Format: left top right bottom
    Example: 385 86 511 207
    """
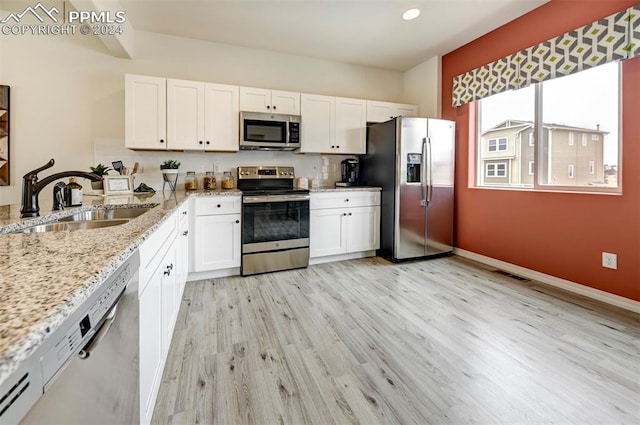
442 0 640 301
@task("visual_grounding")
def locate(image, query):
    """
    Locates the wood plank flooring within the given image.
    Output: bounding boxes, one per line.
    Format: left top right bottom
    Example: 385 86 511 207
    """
152 256 640 424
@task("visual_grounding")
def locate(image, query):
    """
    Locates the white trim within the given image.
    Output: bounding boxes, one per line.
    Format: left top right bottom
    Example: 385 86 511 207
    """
309 251 375 265
454 248 640 314
187 267 240 281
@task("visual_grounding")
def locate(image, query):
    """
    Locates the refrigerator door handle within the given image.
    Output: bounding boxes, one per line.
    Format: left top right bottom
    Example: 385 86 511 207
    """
420 137 429 206
427 137 433 205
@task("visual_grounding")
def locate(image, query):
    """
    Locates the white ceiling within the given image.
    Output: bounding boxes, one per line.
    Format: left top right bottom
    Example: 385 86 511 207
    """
119 0 549 71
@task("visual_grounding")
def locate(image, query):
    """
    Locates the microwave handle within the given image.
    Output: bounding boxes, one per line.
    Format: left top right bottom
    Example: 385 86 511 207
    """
286 121 291 145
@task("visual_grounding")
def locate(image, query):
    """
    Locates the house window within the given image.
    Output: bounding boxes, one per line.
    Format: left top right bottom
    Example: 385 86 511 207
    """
486 162 507 177
477 61 620 192
528 161 534 175
589 161 595 175
488 137 508 152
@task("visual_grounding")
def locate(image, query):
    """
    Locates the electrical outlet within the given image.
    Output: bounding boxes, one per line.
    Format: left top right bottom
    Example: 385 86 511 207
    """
602 252 617 270
213 163 221 173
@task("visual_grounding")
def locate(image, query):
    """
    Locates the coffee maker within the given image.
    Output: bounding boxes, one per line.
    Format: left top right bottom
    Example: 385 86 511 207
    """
336 158 359 187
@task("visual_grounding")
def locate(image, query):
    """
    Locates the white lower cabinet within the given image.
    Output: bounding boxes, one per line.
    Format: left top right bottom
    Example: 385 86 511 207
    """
310 191 380 258
192 196 242 272
138 208 186 425
139 267 162 425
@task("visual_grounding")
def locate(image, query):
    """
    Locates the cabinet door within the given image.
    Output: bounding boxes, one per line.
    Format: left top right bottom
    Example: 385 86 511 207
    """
396 103 419 117
300 94 335 153
125 74 167 150
345 206 380 253
310 208 346 257
335 97 366 154
204 83 239 151
366 100 395 123
193 214 241 271
177 207 189 296
167 79 205 150
160 240 178 357
239 87 271 113
139 269 163 425
271 90 300 115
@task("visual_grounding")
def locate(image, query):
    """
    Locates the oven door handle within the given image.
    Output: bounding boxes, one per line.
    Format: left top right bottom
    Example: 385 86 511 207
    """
243 194 310 203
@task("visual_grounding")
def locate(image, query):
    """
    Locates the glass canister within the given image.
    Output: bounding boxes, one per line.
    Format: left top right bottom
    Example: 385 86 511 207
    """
221 171 234 189
203 171 216 190
184 171 198 190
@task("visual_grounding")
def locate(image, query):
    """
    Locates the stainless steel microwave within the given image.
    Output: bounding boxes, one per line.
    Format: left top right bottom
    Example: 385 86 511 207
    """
240 111 301 151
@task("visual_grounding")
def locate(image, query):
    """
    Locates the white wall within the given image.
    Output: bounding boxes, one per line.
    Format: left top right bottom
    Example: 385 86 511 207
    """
0 30 407 204
403 56 441 118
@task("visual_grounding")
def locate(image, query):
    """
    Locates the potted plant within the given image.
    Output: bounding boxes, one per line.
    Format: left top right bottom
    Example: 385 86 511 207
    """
89 163 112 191
160 159 180 191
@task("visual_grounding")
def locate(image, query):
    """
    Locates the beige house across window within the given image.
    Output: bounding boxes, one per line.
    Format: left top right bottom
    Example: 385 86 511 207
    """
480 120 615 188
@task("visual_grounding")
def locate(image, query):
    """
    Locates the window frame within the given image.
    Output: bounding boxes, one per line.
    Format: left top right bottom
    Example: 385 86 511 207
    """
488 137 508 152
476 62 621 194
486 162 508 178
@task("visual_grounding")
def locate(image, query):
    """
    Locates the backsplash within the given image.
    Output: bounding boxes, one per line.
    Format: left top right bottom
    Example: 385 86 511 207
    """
94 138 352 192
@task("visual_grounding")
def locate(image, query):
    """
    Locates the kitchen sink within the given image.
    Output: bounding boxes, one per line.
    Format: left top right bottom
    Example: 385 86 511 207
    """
57 207 154 222
16 219 131 233
9 206 156 234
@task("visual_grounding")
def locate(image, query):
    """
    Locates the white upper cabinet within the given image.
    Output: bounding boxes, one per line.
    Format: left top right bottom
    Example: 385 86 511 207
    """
125 74 167 150
301 94 365 154
240 87 300 115
167 79 239 151
335 97 366 154
300 93 335 153
204 83 240 152
366 100 419 123
167 79 205 150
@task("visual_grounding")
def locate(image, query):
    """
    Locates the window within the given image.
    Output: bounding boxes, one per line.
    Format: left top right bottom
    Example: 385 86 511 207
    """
477 61 620 192
488 137 508 152
486 162 507 177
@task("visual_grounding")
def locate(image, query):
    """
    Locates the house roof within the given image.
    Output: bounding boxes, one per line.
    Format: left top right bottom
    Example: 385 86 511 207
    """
482 120 609 136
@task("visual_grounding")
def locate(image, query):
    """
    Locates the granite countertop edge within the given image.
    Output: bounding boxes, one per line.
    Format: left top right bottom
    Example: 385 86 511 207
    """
309 186 381 192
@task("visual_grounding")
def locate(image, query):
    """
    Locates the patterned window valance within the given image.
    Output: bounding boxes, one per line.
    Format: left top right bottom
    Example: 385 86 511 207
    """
452 4 640 107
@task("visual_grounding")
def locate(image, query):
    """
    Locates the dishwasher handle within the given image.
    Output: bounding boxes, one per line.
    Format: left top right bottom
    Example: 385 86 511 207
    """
78 288 124 359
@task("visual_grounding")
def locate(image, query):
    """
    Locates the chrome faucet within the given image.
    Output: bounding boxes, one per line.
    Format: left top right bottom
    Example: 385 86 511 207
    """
20 159 103 218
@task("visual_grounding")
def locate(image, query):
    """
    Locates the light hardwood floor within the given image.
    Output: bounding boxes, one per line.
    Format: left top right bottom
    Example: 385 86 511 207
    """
152 256 640 424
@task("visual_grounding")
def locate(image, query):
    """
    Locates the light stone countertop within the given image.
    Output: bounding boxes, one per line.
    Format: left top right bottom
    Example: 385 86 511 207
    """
0 189 241 386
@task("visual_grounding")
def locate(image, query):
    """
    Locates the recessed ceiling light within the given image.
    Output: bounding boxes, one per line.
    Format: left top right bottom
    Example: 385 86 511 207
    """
402 8 420 21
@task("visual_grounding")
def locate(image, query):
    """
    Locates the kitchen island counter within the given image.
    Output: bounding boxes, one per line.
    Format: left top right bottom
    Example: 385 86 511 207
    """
0 189 240 387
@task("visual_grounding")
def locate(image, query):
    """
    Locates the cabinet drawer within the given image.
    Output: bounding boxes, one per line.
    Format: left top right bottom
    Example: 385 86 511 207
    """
140 212 177 278
310 191 380 209
194 196 241 216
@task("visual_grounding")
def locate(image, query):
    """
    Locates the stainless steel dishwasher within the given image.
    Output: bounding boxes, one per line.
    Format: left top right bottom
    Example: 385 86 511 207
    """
20 253 140 425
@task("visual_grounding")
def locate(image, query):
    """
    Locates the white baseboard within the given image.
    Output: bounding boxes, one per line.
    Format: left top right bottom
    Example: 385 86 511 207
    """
187 267 240 282
309 251 376 265
454 248 640 314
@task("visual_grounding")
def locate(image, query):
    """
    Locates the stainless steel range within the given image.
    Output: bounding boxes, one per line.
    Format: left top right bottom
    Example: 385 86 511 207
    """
238 166 310 276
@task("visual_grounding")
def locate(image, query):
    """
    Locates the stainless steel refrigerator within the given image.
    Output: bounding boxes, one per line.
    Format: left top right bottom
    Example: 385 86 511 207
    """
360 117 455 261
